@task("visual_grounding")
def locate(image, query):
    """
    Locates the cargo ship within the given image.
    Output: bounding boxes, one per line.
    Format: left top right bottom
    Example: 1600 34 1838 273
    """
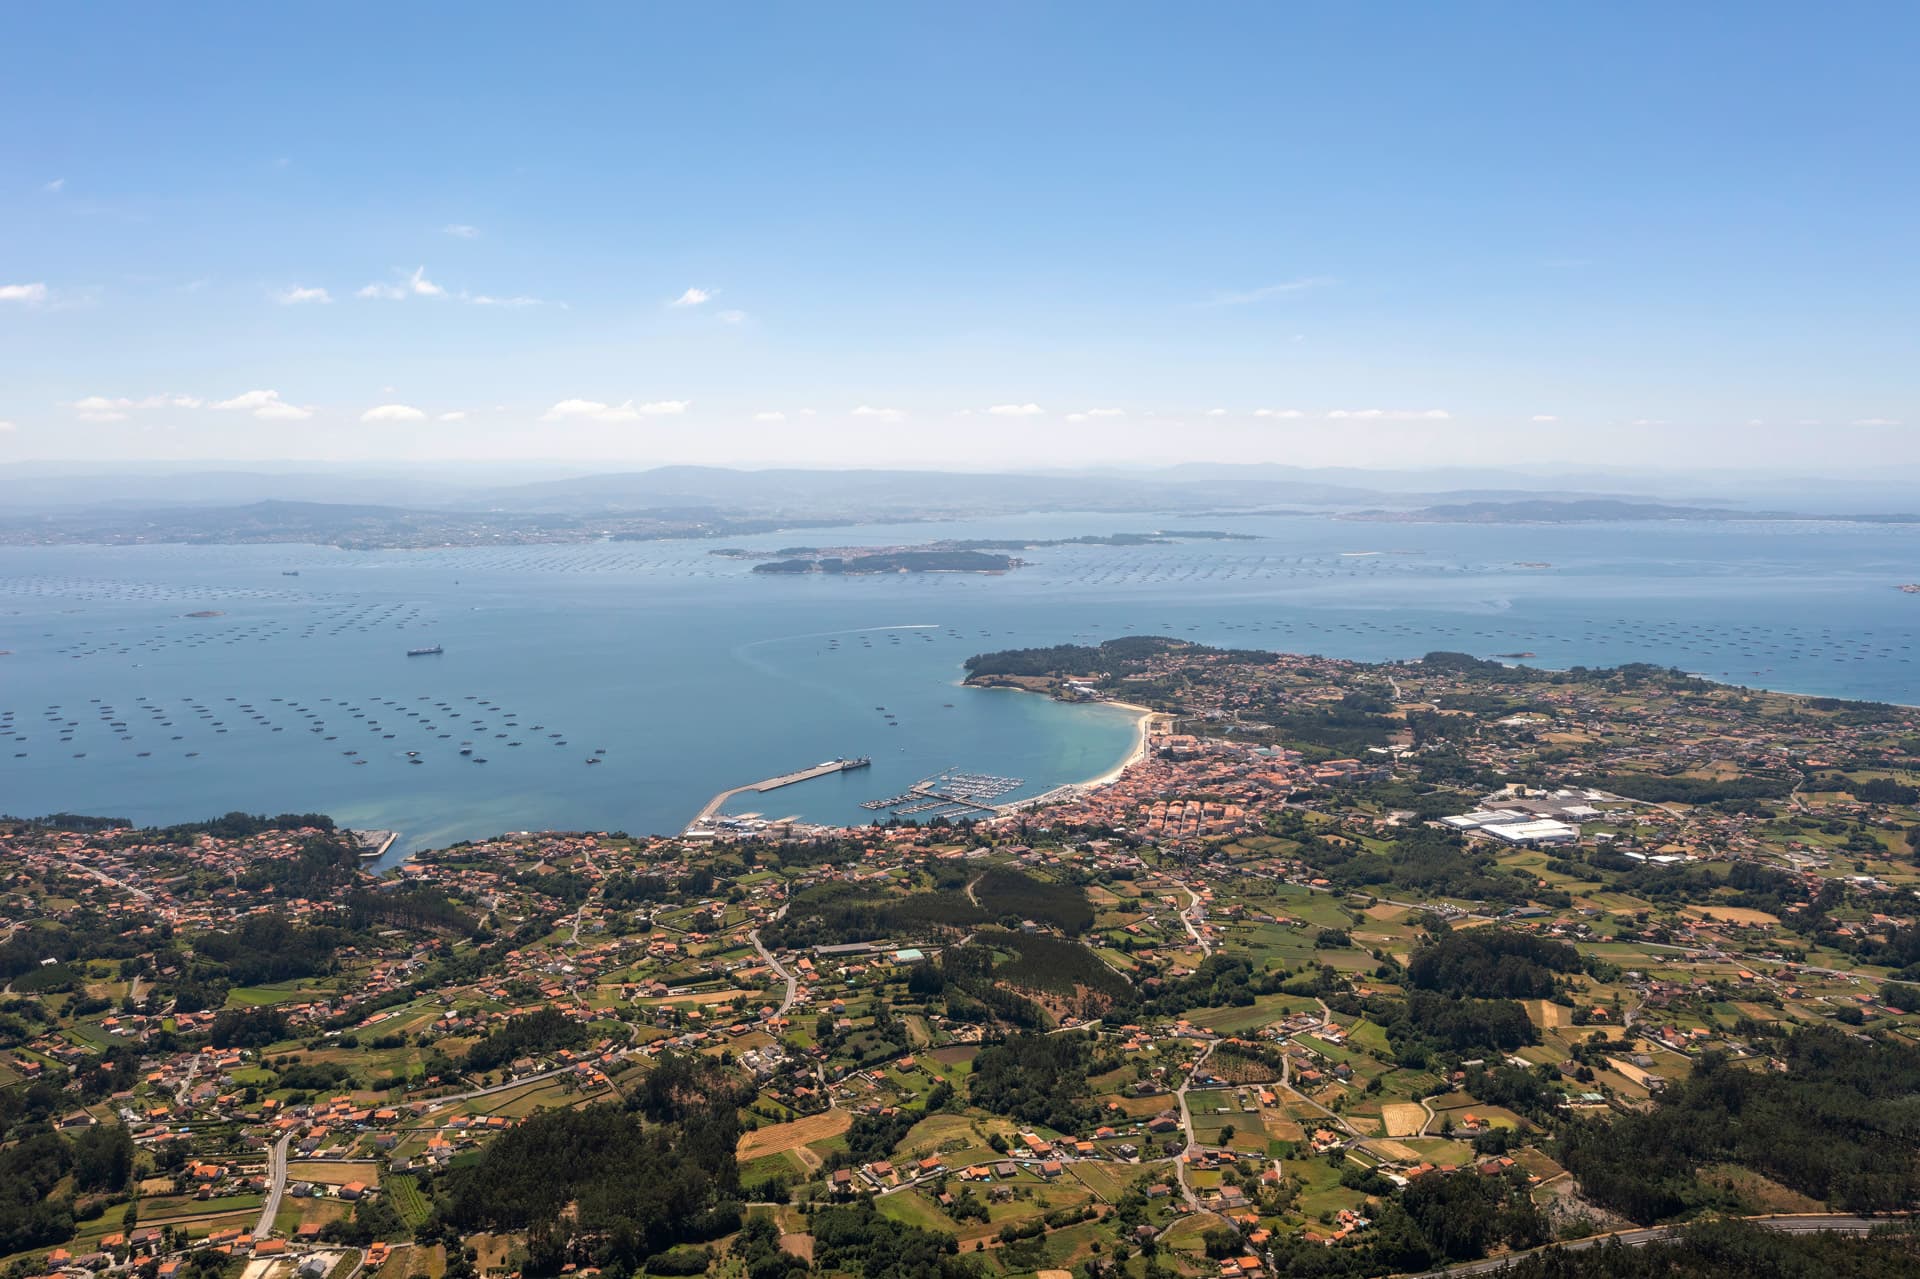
406 644 444 656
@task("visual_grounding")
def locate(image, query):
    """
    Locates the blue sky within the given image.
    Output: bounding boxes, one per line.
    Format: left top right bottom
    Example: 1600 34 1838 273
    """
2 4 1915 469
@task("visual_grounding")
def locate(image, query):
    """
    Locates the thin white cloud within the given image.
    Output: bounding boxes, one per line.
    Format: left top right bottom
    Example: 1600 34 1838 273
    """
1629 418 1667 427
42 178 64 194
753 411 787 422
442 224 481 239
437 410 467 422
72 397 130 423
541 398 688 423
361 404 427 422
70 394 203 422
0 282 48 304
1852 417 1902 427
543 399 638 423
716 309 747 324
670 287 713 307
1065 407 1124 422
1204 276 1337 306
464 293 552 307
988 403 1045 417
852 405 905 422
1253 408 1306 419
1529 414 1559 423
1325 408 1451 421
358 266 443 300
1206 408 1228 417
273 285 332 305
213 389 312 421
0 420 15 432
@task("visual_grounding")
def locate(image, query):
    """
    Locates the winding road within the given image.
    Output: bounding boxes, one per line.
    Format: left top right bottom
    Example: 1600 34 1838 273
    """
750 929 799 1017
1177 883 1212 955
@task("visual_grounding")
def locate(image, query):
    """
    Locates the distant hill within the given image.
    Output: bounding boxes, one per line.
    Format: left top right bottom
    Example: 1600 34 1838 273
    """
1347 498 1920 524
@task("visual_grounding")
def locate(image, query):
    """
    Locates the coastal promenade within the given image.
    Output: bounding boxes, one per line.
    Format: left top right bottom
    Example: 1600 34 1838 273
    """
686 758 868 832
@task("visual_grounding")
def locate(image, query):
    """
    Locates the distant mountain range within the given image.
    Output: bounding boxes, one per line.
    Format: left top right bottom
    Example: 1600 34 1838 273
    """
2 464 1917 548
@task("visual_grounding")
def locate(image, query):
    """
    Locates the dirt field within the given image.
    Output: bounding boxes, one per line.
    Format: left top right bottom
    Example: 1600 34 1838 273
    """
469 1235 511 1275
649 988 758 1006
287 1160 381 1185
737 1107 852 1165
1525 999 1571 1028
1261 1113 1305 1142
1366 1138 1425 1163
1380 1103 1427 1137
1683 905 1781 926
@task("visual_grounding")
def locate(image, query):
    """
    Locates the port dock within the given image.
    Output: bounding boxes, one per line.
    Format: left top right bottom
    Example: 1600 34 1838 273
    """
860 769 1025 820
350 829 399 860
686 757 870 834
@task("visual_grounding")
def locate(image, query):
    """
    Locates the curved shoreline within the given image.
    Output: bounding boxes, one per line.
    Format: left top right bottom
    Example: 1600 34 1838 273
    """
990 693 1159 815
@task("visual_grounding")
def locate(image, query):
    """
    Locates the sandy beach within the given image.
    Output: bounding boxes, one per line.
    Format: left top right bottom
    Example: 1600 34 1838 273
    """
994 697 1160 814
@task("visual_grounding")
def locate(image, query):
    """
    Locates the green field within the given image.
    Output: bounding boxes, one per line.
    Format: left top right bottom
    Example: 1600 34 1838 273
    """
387 1174 432 1227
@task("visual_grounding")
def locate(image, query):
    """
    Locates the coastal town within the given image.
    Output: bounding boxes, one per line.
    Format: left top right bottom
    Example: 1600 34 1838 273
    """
4 640 1920 1279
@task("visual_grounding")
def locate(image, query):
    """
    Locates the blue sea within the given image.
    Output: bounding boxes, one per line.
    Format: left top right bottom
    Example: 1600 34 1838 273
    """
2 512 1916 856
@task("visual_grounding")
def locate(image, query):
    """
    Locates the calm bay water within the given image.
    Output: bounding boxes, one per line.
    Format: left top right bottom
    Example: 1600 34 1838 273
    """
2 512 1916 855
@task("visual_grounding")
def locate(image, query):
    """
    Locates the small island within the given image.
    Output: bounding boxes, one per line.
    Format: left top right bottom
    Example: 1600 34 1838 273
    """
732 529 1259 577
753 549 1019 574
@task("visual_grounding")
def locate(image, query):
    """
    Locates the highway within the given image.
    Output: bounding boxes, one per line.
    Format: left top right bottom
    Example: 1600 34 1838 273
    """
1406 1215 1885 1276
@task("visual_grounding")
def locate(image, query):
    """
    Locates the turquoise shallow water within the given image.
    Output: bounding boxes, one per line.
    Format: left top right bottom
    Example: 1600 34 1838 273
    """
2 512 1916 853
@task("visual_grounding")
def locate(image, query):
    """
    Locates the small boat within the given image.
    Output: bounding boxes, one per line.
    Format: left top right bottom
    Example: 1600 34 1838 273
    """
406 645 444 657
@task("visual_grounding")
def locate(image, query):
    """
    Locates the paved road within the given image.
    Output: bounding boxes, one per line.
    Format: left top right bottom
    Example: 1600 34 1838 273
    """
1177 884 1212 955
252 1131 292 1239
432 1064 577 1106
65 857 157 904
1172 1040 1220 1214
1406 1215 1884 1276
750 929 799 1017
174 1053 203 1107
